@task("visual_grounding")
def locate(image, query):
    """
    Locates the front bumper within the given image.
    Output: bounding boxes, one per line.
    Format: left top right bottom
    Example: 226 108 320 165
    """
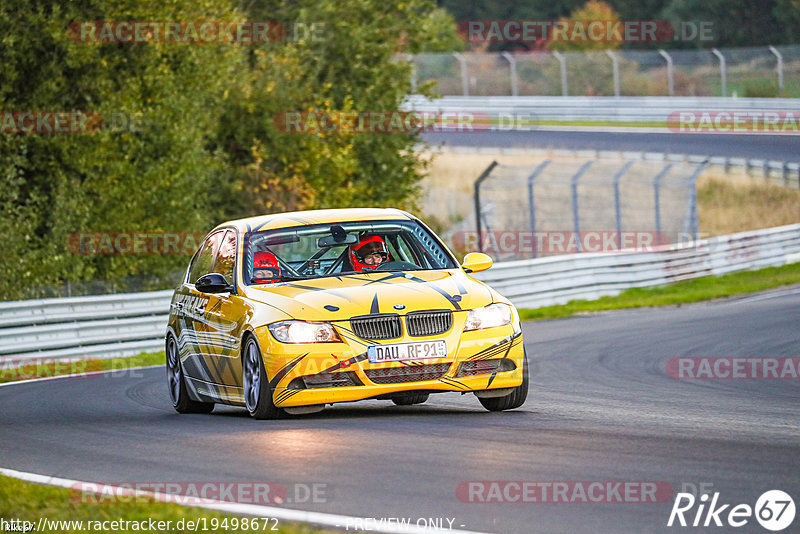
258 324 525 408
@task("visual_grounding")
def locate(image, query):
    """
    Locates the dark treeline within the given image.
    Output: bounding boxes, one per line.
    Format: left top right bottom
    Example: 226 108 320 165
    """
437 0 799 49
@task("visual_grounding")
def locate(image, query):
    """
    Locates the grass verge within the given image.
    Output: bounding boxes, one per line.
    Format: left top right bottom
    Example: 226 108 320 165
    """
518 262 800 321
0 473 331 534
0 351 164 384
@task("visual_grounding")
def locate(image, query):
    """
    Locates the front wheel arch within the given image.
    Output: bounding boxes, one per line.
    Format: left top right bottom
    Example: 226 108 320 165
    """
241 334 285 419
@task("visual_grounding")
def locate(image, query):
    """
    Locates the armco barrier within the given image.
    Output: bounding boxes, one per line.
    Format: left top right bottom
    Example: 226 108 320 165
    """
472 223 800 308
0 291 171 362
0 224 798 362
402 95 800 124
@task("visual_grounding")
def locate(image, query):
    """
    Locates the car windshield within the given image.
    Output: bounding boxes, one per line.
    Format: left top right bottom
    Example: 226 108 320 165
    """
243 219 458 284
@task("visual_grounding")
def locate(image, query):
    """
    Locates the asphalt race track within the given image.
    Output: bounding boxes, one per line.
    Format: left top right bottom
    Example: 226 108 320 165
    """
2 288 799 533
422 130 800 162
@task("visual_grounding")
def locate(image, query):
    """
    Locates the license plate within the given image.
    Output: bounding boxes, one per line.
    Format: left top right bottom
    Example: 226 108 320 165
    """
367 340 447 363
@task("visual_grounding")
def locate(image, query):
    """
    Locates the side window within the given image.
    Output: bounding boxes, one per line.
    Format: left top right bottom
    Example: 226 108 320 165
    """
188 232 221 284
212 230 236 284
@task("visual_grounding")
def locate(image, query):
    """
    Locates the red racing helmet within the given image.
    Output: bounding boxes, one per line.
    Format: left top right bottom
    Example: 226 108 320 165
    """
252 251 281 283
349 235 389 271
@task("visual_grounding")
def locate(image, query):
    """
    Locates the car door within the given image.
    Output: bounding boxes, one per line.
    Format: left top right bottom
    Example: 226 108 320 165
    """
202 229 247 393
178 231 222 382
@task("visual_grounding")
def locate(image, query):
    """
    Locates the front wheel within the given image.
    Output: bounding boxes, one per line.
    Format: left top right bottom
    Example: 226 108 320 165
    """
243 336 284 420
478 349 529 412
166 334 214 414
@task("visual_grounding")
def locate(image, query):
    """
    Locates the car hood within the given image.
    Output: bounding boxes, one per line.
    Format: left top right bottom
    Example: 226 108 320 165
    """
243 269 493 321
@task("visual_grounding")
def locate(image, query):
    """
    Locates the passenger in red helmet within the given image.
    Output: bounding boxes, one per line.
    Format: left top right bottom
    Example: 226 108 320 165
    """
349 236 389 271
252 251 281 283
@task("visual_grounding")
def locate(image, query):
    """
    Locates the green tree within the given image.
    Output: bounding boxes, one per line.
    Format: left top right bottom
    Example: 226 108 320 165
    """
216 0 462 219
1 0 462 299
0 0 242 298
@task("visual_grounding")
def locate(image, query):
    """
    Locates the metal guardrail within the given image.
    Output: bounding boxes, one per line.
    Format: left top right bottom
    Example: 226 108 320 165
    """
473 223 800 308
0 291 171 362
403 95 800 124
0 224 798 363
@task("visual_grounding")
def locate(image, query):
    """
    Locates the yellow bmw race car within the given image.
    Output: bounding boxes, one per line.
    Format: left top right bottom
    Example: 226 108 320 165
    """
165 208 528 419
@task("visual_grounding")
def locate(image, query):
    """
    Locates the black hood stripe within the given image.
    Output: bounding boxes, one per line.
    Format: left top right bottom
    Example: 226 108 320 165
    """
269 354 307 388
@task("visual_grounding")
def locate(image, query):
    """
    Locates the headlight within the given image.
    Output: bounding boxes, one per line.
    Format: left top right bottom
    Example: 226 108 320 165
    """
268 320 342 343
463 303 513 331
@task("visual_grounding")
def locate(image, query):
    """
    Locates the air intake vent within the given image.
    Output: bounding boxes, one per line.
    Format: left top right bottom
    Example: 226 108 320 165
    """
365 363 451 384
406 310 453 337
351 314 402 340
455 358 516 377
287 371 362 390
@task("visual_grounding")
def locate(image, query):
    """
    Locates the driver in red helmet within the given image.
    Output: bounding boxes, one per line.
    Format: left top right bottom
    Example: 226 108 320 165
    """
252 251 281 283
349 235 389 271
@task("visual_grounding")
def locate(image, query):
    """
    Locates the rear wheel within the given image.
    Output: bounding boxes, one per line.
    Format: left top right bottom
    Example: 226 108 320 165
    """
166 334 214 414
243 336 284 420
392 393 429 406
478 349 529 412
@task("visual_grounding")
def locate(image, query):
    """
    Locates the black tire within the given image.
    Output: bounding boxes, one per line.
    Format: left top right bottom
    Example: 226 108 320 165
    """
478 349 529 412
242 336 284 420
392 393 430 406
166 334 214 414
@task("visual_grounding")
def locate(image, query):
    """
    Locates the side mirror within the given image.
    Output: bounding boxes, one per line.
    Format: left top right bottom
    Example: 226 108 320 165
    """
461 252 493 274
195 273 233 293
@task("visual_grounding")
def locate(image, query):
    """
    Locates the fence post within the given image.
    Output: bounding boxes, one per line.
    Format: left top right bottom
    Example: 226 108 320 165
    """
658 49 674 96
403 54 417 93
570 161 594 252
612 161 634 248
552 51 568 96
683 160 708 242
501 52 519 97
712 48 727 97
653 163 674 246
526 160 552 258
606 51 621 97
768 45 784 97
474 161 499 253
453 53 469 96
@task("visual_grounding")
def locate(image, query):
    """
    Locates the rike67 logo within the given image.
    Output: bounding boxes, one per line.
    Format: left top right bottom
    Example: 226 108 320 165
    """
668 490 795 531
